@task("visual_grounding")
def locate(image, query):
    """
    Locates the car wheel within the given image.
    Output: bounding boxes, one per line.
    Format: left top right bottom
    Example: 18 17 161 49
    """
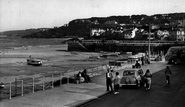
169 58 176 64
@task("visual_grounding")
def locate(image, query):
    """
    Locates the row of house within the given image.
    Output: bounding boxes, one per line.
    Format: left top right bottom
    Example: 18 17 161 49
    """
90 18 185 41
90 27 185 41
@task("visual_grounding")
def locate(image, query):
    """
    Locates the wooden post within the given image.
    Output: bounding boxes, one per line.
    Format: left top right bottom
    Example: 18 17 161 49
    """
67 70 69 84
32 78 34 93
42 76 45 91
21 80 23 96
9 82 12 99
51 74 54 88
15 78 17 96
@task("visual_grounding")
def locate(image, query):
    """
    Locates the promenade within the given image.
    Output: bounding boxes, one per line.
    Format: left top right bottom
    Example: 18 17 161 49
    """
0 60 169 107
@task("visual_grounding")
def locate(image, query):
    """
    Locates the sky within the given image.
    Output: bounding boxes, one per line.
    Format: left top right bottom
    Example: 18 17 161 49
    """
0 0 185 32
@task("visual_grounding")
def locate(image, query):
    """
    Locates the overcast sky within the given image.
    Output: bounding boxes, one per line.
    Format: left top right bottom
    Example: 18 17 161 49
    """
0 0 185 32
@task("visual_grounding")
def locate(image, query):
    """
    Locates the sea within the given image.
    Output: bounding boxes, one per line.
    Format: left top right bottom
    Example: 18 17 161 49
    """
0 37 67 50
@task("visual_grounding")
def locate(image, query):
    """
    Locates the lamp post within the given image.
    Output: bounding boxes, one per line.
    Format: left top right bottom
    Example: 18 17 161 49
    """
148 23 151 64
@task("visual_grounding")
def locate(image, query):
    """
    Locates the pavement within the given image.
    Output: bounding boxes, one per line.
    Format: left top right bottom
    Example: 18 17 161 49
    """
0 59 168 107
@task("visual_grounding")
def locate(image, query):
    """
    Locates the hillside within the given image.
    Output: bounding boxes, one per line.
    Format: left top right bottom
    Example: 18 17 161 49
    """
2 12 185 39
0 28 51 37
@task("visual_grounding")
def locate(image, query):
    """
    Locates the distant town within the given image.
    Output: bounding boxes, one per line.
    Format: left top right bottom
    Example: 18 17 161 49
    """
1 12 185 42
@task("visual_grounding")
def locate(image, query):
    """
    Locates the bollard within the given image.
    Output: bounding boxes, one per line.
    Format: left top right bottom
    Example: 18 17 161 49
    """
32 78 34 93
21 80 23 96
9 82 12 99
42 76 45 91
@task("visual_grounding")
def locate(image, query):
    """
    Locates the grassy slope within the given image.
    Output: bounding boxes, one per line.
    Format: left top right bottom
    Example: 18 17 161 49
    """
0 28 50 37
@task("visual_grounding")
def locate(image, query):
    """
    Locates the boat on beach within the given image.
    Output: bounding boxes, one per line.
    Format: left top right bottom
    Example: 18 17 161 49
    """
27 58 42 66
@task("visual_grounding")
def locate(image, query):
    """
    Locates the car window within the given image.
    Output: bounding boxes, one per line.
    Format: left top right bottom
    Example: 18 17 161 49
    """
172 49 178 54
123 70 135 76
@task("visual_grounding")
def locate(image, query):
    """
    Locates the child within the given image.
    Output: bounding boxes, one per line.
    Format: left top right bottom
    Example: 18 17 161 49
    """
114 72 121 94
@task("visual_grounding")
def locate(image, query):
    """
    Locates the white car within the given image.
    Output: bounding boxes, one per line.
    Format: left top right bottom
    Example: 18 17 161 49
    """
120 68 144 87
0 82 5 89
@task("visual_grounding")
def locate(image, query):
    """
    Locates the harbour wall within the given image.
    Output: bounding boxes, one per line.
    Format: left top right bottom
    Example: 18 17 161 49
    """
68 40 184 54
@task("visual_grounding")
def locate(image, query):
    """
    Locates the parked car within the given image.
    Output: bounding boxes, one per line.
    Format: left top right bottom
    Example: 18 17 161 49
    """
127 55 140 64
120 68 144 87
89 55 100 59
0 82 5 89
27 58 42 66
165 46 185 64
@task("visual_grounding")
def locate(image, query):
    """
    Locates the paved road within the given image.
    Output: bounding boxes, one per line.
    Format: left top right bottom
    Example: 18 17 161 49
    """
80 63 185 107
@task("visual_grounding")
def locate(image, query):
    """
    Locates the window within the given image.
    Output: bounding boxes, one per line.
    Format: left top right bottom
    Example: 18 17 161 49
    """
123 70 135 76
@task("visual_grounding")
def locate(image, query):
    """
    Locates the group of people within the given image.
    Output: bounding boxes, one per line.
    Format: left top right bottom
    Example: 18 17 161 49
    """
144 66 172 90
106 65 172 93
76 69 91 84
106 69 121 94
134 53 169 90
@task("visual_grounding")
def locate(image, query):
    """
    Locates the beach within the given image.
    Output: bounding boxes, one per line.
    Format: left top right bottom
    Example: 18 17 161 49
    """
0 38 112 83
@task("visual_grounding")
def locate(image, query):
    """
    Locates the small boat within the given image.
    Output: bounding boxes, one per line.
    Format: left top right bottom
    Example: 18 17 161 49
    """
27 58 42 66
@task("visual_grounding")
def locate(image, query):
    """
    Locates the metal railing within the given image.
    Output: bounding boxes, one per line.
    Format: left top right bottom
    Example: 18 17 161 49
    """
78 40 181 45
0 61 135 101
0 64 109 101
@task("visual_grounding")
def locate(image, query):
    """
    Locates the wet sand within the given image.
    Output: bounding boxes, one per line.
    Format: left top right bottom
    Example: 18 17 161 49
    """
0 44 109 83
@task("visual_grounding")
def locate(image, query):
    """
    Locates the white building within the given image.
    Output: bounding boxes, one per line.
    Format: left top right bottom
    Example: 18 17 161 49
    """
177 30 185 41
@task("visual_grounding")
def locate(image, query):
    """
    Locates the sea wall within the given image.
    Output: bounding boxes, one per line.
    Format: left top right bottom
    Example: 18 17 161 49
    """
67 40 184 53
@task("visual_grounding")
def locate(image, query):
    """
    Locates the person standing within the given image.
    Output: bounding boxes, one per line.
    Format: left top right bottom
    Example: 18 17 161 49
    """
113 72 121 94
106 69 113 91
177 50 182 63
165 66 172 85
141 55 144 65
135 60 141 68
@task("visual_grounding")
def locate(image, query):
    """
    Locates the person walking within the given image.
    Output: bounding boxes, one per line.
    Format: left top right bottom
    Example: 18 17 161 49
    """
113 72 121 94
165 66 172 85
144 68 152 90
106 69 113 92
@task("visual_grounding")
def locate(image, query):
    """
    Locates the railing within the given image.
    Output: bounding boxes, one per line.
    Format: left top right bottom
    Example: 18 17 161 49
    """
0 64 110 101
77 40 181 45
0 62 134 101
67 40 185 47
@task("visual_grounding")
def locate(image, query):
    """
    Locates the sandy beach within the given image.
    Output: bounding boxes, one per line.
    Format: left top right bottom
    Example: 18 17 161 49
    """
0 41 110 83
